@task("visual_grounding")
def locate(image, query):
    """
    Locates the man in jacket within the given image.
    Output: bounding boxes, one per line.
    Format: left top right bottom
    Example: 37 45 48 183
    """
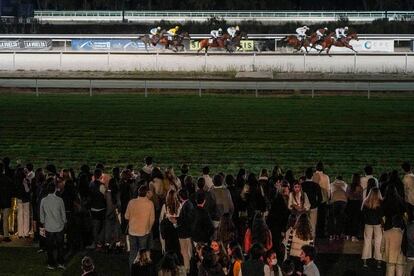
312 161 330 238
0 163 13 242
177 189 195 273
210 174 234 228
88 169 106 249
302 168 322 238
192 192 214 245
40 181 67 270
402 161 414 222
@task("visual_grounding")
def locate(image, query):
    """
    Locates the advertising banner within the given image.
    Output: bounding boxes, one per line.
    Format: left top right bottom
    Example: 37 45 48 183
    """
71 39 146 51
190 40 255 51
330 40 394 53
0 39 52 50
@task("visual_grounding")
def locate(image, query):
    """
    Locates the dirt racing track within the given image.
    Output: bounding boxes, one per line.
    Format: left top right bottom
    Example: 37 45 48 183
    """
0 52 413 73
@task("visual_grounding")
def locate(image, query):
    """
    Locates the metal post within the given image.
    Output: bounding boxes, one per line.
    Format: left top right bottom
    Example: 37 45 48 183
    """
64 40 67 52
367 82 370 99
353 53 357 73
35 79 39 97
144 80 148 97
252 52 256 71
311 83 314 98
156 51 159 71
59 52 62 69
198 81 202 97
89 80 93 96
255 82 258 97
303 53 306 72
13 52 16 69
405 54 408 74
204 53 208 70
107 52 110 68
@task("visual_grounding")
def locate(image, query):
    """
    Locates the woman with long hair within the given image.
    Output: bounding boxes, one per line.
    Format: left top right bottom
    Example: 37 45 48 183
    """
361 187 383 269
283 213 313 272
288 181 310 216
226 241 244 276
345 173 363 242
244 212 272 253
264 249 282 276
210 239 229 274
217 213 237 247
159 189 181 258
382 184 406 231
163 167 181 192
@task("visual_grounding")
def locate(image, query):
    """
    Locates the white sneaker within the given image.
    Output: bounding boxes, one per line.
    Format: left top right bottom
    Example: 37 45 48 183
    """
47 265 55 270
57 264 66 270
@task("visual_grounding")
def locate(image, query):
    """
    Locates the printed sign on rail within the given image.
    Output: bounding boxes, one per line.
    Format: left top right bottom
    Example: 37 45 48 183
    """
190 40 254 51
71 39 146 51
0 39 52 50
329 40 394 53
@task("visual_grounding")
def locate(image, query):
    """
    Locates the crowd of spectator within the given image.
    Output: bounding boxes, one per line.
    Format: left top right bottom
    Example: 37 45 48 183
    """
0 156 414 276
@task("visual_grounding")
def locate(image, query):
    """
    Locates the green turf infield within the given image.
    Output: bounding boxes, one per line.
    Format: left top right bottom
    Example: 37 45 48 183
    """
0 94 413 179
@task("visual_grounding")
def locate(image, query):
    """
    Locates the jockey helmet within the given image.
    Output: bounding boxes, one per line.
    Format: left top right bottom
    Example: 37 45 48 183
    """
175 26 179 30
324 27 328 30
236 26 240 31
157 26 161 30
344 26 349 30
218 28 222 32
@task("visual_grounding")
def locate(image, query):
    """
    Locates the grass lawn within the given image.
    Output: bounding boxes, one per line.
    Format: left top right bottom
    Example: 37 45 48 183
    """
0 94 413 178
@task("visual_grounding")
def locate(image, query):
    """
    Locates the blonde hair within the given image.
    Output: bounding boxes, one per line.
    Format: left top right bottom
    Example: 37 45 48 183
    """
362 187 382 210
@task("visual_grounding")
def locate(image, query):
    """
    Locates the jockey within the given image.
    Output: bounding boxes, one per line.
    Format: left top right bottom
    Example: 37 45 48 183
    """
316 27 328 40
210 28 223 42
149 26 161 38
296 26 309 40
335 26 348 41
167 26 180 41
227 25 240 38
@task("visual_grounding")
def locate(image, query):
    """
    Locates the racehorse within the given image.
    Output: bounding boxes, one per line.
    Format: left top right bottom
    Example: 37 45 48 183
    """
227 31 248 52
318 32 359 56
197 34 232 54
138 30 166 51
154 32 190 52
168 32 191 52
281 35 311 53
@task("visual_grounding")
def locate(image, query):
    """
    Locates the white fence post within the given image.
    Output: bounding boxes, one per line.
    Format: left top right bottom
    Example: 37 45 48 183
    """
303 53 306 72
35 79 39 97
13 52 16 69
59 52 63 70
252 52 256 71
311 82 315 98
255 82 258 97
107 52 110 69
353 53 357 73
144 80 148 97
156 51 159 71
89 80 93 96
405 54 408 74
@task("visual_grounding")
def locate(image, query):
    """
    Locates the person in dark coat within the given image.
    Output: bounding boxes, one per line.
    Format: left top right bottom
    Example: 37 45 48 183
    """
177 189 195 274
266 179 290 263
0 163 13 242
241 243 265 276
192 192 215 245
